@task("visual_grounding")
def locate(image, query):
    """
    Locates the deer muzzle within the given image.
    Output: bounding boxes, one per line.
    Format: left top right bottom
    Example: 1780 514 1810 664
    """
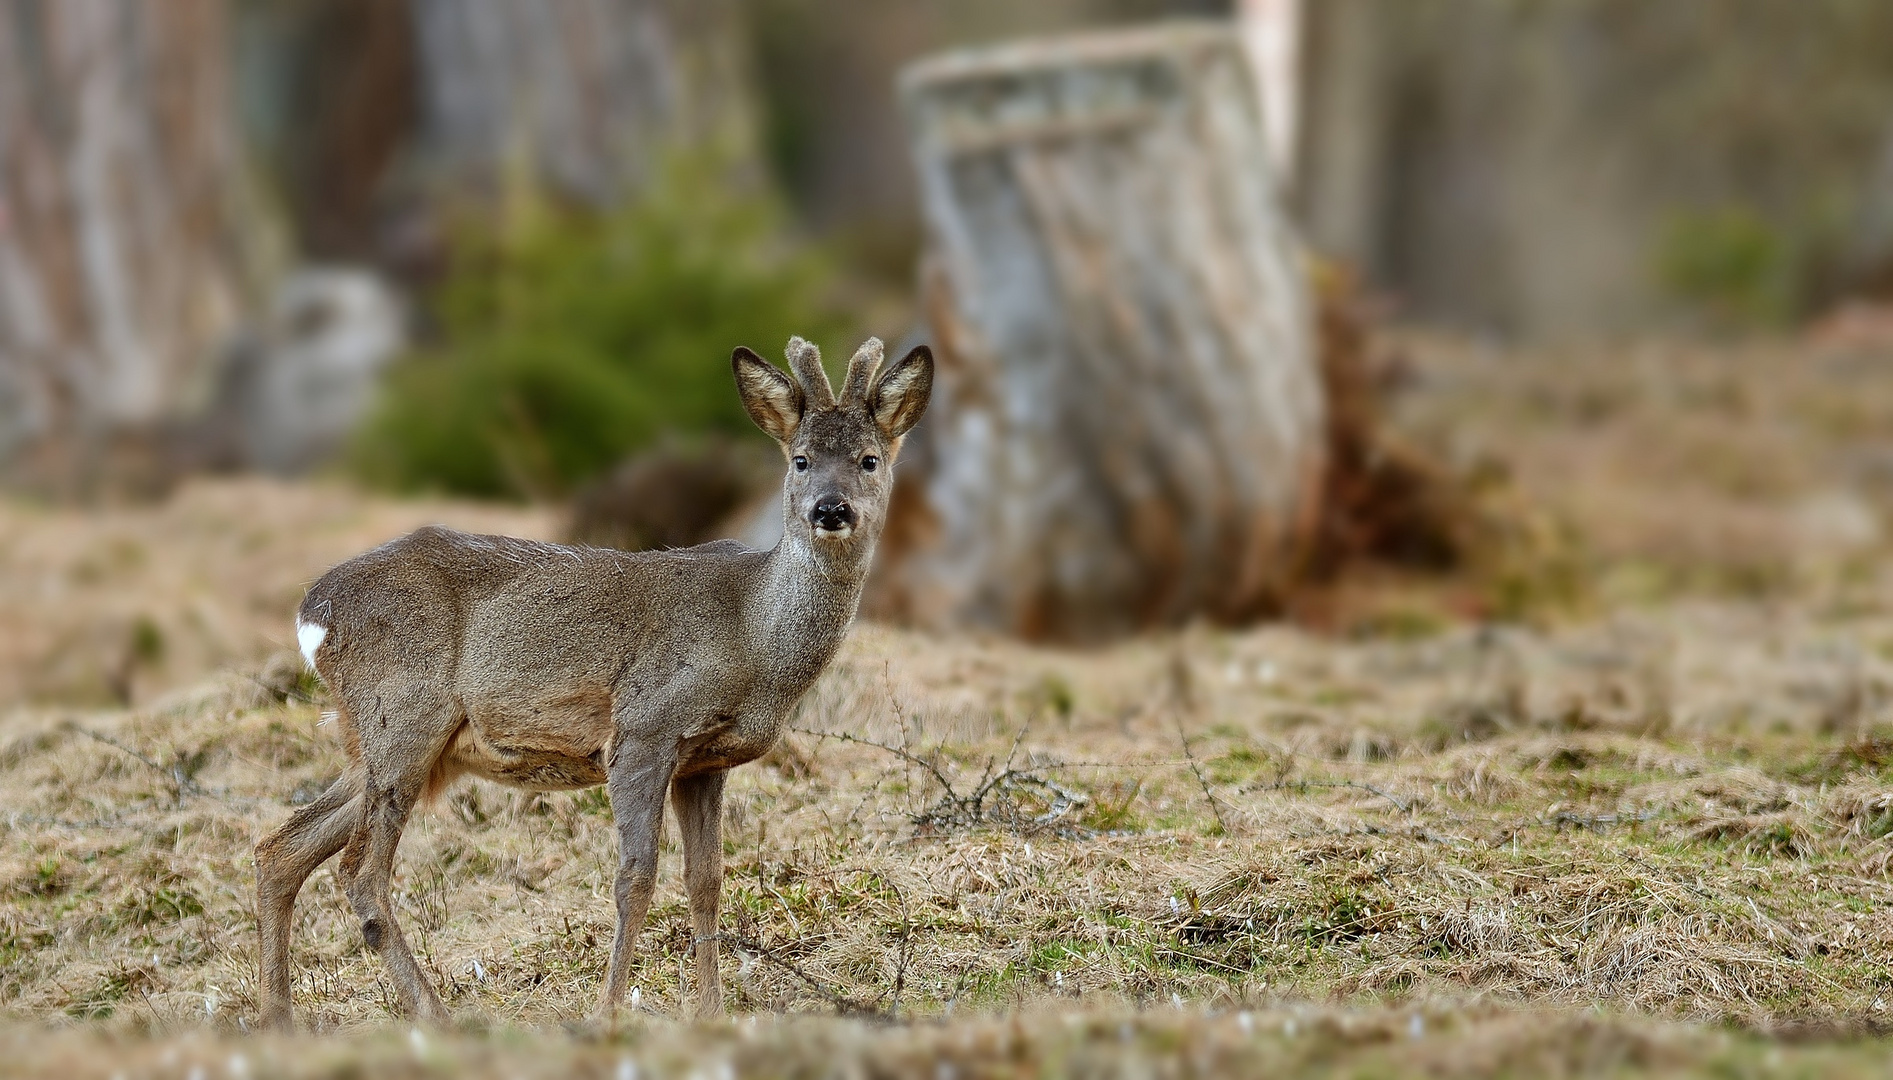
810 497 855 535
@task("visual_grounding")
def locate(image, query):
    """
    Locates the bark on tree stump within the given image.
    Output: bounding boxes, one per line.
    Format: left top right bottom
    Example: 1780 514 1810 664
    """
869 23 1323 642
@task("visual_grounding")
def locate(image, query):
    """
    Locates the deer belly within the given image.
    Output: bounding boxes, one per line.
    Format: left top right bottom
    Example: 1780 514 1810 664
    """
448 702 612 791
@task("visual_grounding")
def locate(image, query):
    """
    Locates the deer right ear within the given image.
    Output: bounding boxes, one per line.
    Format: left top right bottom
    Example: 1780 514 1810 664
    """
733 347 805 444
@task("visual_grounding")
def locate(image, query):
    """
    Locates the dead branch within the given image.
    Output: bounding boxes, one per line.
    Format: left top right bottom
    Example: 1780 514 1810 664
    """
68 723 204 799
1251 777 1411 813
713 933 889 1020
1152 946 1251 976
1549 808 1659 830
789 726 956 795
1174 715 1233 832
876 878 913 1020
795 721 1093 836
912 768 1091 836
4 810 142 831
242 671 318 706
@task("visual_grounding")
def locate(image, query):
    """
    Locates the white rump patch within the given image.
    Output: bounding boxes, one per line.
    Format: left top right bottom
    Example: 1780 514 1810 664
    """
296 620 328 669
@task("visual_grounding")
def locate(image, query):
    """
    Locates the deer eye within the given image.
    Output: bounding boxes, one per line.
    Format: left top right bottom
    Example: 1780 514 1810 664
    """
861 455 879 473
792 455 809 472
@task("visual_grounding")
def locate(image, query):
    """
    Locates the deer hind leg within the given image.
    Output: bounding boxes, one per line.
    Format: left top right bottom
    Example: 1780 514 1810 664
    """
594 751 676 1021
255 764 364 1032
672 769 728 1018
336 687 461 1026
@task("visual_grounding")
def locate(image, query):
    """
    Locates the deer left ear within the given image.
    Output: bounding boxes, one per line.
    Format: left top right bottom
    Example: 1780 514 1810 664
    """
868 345 934 441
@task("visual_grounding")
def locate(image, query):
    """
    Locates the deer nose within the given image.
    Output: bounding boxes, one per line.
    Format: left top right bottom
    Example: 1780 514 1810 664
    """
810 497 855 532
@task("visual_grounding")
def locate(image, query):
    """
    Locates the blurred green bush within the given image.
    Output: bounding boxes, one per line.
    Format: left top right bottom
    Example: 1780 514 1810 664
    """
1655 205 1795 331
352 152 846 499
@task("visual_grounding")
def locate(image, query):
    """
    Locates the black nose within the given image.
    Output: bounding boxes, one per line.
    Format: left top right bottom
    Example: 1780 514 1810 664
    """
811 497 855 531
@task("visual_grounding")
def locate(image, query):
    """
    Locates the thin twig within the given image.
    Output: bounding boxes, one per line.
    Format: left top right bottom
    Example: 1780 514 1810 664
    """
242 672 318 706
998 722 1031 776
763 883 805 938
1548 808 1659 830
1174 715 1232 833
1016 758 1194 770
967 725 1032 802
790 726 956 796
1153 947 1250 976
4 810 141 831
972 770 1090 813
916 768 1089 835
68 724 203 798
713 933 888 1019
877 879 912 1021
962 721 1031 821
69 724 168 776
1252 778 1411 813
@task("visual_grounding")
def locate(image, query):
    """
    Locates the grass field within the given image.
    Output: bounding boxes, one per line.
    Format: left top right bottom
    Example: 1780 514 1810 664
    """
8 326 1893 1076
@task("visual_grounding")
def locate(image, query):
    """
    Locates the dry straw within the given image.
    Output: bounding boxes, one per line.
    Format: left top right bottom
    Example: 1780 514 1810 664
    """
7 606 1893 1039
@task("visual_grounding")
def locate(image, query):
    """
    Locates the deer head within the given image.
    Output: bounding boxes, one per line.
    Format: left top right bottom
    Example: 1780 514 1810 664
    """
732 337 932 564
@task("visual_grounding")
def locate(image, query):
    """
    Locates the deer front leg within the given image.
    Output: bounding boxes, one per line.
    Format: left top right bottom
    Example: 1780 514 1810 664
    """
594 750 675 1021
672 769 728 1019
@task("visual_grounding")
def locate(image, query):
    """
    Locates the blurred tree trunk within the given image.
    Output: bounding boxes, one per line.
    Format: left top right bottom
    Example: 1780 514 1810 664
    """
1298 0 1893 337
408 0 690 204
237 0 755 272
870 24 1323 642
235 0 420 262
0 0 257 488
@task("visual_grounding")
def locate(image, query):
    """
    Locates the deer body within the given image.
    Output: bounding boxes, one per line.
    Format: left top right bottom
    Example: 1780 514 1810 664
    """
255 337 931 1030
304 531 852 792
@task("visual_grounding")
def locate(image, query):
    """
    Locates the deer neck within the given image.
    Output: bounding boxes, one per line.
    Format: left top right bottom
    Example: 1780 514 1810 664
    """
750 530 873 677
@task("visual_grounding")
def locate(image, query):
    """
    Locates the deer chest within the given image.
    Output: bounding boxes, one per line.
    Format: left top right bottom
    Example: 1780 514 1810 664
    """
680 709 785 774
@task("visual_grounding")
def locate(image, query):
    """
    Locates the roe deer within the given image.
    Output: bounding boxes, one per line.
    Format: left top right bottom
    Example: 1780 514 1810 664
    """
254 337 932 1030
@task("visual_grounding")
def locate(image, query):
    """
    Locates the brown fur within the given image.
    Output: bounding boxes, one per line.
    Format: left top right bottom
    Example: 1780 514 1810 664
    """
254 338 932 1031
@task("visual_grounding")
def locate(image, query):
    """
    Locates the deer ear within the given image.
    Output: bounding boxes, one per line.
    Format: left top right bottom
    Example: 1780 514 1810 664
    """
733 347 805 444
868 345 934 441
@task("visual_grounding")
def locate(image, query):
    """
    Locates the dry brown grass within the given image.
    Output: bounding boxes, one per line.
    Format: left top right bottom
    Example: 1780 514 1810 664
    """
8 598 1893 1061
0 479 546 708
1389 330 1893 612
9 326 1893 1073
9 1007 1893 1079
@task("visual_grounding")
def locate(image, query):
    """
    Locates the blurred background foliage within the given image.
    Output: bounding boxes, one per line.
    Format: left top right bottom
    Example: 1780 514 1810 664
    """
11 0 1893 500
1298 0 1893 338
351 149 845 499
1655 206 1798 331
278 0 1221 502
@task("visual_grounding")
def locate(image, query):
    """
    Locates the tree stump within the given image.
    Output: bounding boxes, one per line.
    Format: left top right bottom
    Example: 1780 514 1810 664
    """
870 23 1323 642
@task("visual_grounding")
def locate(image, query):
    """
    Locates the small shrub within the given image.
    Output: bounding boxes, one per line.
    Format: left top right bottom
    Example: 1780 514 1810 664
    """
354 150 848 499
127 616 164 665
1081 778 1144 833
1024 673 1076 723
1656 204 1794 329
112 885 204 929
